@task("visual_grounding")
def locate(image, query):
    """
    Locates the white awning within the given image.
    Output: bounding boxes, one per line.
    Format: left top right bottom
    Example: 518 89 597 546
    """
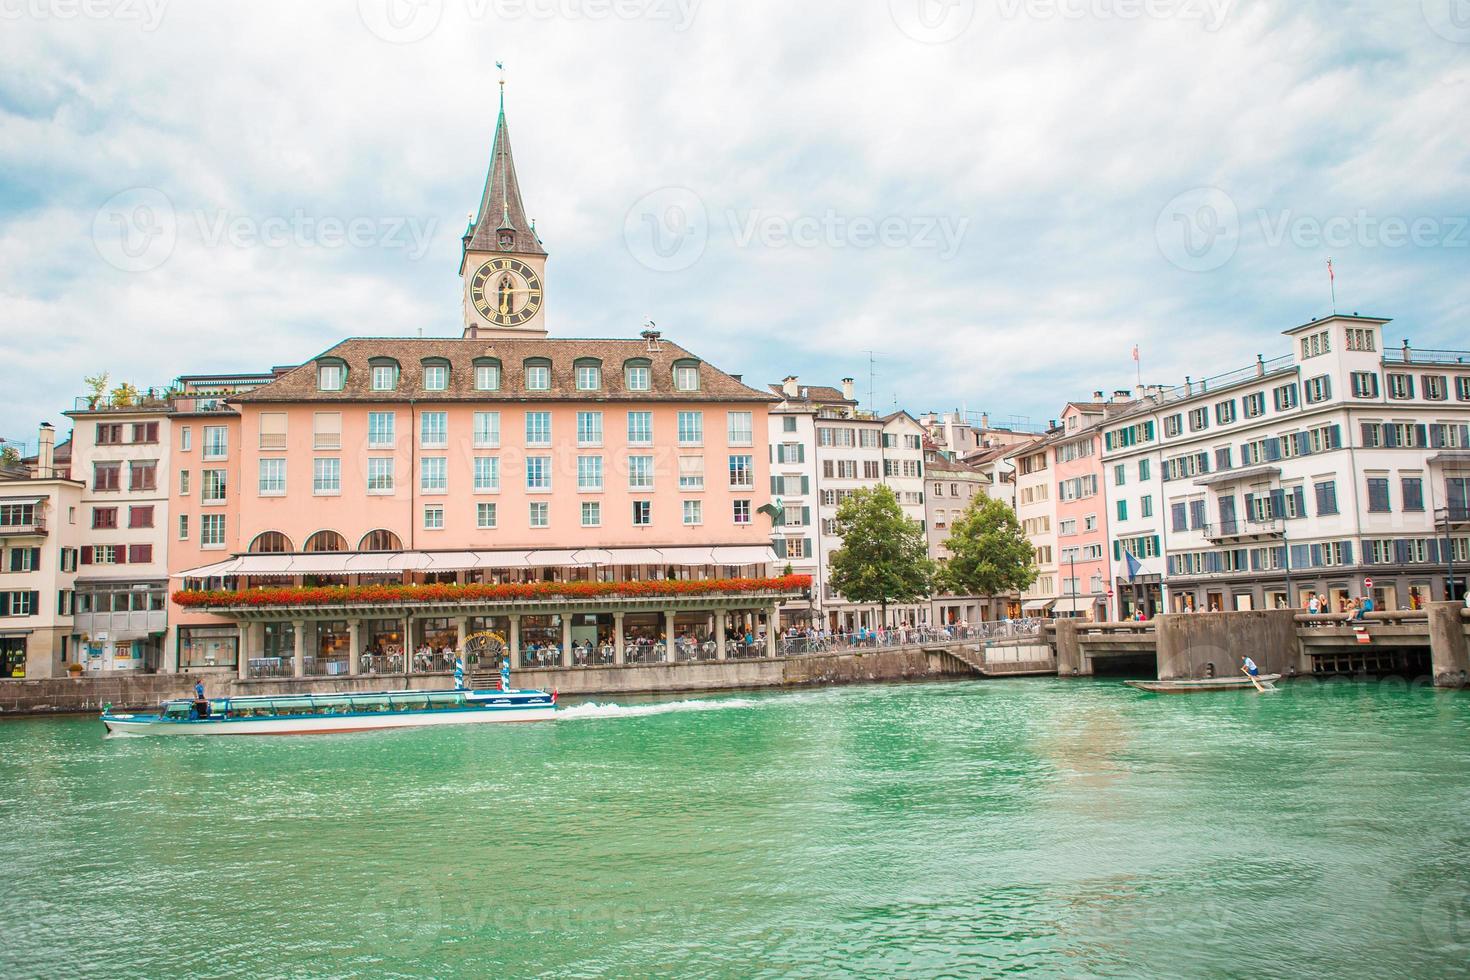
525 549 592 567
173 558 243 579
418 551 482 572
604 548 667 565
711 546 779 565
0 495 45 505
572 549 615 566
658 546 717 565
1022 599 1056 612
1053 596 1098 614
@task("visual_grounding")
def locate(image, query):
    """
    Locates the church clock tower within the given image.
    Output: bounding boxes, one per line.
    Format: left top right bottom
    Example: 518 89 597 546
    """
460 77 548 339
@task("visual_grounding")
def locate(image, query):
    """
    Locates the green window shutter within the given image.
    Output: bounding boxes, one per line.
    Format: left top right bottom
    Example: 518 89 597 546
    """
801 476 809 495
1113 541 1121 562
1151 535 1161 557
770 476 779 495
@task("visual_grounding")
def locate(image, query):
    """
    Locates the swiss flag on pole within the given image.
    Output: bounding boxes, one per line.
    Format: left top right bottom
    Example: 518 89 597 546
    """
1131 345 1140 362
1328 258 1334 281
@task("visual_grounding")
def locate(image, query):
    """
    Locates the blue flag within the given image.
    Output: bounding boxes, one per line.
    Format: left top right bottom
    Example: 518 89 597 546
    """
454 657 465 691
1125 550 1143 582
500 657 511 693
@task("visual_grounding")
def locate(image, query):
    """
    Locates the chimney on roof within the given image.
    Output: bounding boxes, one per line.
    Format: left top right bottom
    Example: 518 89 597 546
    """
1255 354 1265 377
1402 338 1411 360
841 377 854 401
1049 419 1057 430
782 375 800 398
1113 389 1129 400
37 422 54 479
980 412 989 429
1093 390 1104 400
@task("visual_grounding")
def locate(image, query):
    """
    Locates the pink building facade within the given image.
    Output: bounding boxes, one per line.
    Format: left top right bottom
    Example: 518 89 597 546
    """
1052 402 1112 619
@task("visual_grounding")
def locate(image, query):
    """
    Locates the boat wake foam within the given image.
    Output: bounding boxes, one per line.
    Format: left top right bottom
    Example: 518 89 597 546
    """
557 697 760 721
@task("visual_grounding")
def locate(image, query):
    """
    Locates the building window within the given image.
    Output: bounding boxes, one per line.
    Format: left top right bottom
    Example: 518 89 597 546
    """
529 501 549 528
475 361 501 391
1345 327 1376 351
419 457 446 493
202 469 227 503
474 457 500 492
470 411 500 449
259 412 287 450
317 362 344 391
1117 499 1128 521
1366 477 1391 513
783 416 797 433
683 499 702 525
423 505 444 530
128 460 158 491
1423 375 1447 401
1457 377 1470 402
423 363 449 391
678 455 704 490
1314 481 1338 515
1163 414 1183 437
628 456 654 491
259 458 286 496
200 513 226 547
627 411 653 445
371 363 398 391
308 412 340 450
733 499 751 525
1303 376 1331 404
1387 374 1413 399
314 458 341 494
128 505 154 529
1243 392 1266 418
1141 496 1153 518
727 411 753 446
673 362 700 392
1215 400 1236 424
632 500 652 525
1139 459 1151 481
581 501 601 527
1402 477 1425 512
525 411 552 447
575 362 601 391
420 411 447 448
1351 372 1380 398
368 411 396 448
178 514 189 540
178 470 190 495
91 507 117 529
677 411 703 446
578 455 603 491
202 426 227 459
1188 407 1209 432
577 411 603 447
1273 384 1299 411
477 502 497 529
728 454 754 489
1114 464 1126 486
179 426 191 451
625 361 651 391
367 458 395 494
524 361 551 391
526 456 551 491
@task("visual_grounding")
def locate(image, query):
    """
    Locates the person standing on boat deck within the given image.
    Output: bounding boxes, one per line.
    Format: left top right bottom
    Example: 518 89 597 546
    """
1243 656 1260 678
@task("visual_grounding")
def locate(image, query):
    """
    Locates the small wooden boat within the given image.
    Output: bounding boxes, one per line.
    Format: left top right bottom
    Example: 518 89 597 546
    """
101 687 556 736
1125 674 1281 694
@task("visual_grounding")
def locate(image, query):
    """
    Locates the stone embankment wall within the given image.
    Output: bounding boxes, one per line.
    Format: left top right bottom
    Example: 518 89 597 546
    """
0 647 970 717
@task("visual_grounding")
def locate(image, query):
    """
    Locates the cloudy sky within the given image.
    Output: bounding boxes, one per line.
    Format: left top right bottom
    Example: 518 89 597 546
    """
1 0 1466 452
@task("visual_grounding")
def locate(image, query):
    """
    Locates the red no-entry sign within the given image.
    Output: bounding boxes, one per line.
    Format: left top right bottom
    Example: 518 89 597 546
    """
1363 577 1374 589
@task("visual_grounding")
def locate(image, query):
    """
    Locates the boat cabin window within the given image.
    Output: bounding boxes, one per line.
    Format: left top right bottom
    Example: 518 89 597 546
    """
163 702 192 719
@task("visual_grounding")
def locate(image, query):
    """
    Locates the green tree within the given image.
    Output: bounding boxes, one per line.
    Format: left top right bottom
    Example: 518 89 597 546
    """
940 494 1038 597
84 371 110 409
110 381 139 408
827 485 935 624
0 446 20 466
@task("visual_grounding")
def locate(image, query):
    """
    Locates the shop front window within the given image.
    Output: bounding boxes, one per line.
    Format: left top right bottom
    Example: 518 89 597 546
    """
179 627 239 669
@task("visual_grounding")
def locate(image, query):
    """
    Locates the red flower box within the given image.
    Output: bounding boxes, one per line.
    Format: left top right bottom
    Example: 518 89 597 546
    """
173 575 812 610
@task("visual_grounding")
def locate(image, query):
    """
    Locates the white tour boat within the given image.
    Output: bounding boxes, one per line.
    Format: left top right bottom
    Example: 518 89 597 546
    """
101 686 556 736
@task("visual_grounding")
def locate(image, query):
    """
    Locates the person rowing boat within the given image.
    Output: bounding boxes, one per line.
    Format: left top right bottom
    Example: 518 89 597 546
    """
1241 657 1264 693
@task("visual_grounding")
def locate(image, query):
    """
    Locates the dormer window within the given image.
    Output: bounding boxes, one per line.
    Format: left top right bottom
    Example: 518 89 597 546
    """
673 359 701 392
624 359 651 392
524 358 551 391
317 360 345 392
369 358 400 392
474 358 502 391
422 359 450 391
574 359 602 391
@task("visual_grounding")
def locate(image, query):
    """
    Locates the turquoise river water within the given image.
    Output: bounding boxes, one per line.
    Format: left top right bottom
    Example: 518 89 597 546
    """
1 678 1468 978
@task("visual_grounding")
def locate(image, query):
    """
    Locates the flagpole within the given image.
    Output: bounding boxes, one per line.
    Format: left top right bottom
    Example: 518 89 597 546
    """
1328 258 1337 314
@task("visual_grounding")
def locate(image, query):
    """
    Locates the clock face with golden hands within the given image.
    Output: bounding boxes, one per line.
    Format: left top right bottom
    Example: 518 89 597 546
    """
469 258 543 327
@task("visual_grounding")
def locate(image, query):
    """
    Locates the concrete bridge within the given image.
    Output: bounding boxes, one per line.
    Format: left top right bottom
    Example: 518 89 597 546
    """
1052 602 1470 688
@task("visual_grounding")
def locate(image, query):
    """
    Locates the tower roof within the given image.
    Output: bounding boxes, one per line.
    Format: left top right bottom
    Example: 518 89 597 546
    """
464 81 546 257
